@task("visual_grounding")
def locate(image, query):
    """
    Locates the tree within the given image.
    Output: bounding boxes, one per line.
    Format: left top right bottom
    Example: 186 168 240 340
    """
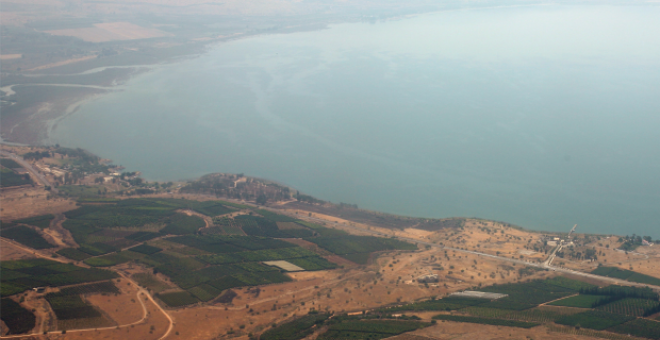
256 193 267 205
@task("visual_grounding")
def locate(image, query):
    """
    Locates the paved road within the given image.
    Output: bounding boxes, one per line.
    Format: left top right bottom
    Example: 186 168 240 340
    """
0 150 57 193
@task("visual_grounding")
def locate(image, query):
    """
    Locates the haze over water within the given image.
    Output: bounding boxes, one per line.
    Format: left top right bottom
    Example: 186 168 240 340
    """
52 5 660 238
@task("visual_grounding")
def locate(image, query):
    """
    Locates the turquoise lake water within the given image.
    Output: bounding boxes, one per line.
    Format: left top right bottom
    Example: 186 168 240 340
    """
51 5 660 238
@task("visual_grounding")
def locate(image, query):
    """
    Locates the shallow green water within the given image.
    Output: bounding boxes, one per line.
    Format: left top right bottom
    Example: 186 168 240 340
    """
51 5 660 237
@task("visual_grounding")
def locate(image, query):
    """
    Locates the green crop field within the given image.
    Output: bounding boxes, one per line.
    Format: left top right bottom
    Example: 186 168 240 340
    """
479 279 576 310
555 311 633 330
0 258 118 296
57 248 92 261
461 306 581 323
160 214 205 235
592 267 660 286
46 292 102 320
549 295 603 308
158 291 199 307
129 244 163 255
0 167 31 187
261 313 330 340
83 253 130 267
58 281 119 295
0 298 36 334
432 314 539 328
132 273 171 293
596 298 660 317
544 276 597 291
2 225 55 249
287 256 337 270
318 320 431 340
609 318 660 339
187 284 221 302
13 214 55 229
0 158 22 168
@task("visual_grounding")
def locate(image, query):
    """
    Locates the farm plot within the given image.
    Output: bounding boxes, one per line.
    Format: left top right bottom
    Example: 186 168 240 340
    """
261 313 331 340
596 298 660 317
0 298 36 334
460 306 581 323
45 289 115 331
609 318 660 339
549 295 603 308
318 320 431 340
592 267 660 286
433 314 539 328
555 311 633 330
56 248 92 261
157 291 199 307
13 214 55 229
132 273 171 293
306 235 416 264
1 225 55 249
479 280 576 310
60 199 232 261
129 244 162 255
286 256 337 271
0 167 31 187
0 259 118 296
83 253 131 267
0 158 22 168
544 276 597 291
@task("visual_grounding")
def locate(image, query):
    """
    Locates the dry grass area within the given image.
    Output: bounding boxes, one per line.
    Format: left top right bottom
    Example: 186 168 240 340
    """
86 280 145 326
46 22 171 43
0 238 38 260
39 293 169 340
0 187 76 221
410 321 599 340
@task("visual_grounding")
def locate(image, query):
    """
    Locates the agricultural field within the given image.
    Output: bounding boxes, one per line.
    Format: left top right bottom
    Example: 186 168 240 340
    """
319 320 431 340
57 198 247 261
0 298 36 334
459 306 582 323
549 295 603 308
555 310 634 330
0 158 22 169
157 291 199 307
132 273 172 293
592 266 660 286
596 298 660 317
1 225 55 249
479 279 576 310
56 248 92 261
12 214 55 229
609 318 660 339
0 258 117 297
306 234 417 264
0 167 32 187
432 314 539 328
129 244 163 255
261 313 331 340
44 282 117 331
